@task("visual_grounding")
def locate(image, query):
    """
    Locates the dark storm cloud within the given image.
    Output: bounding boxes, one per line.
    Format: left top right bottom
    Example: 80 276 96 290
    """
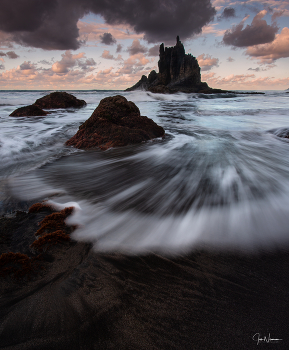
0 0 216 50
99 32 117 45
223 11 278 47
92 0 216 44
218 7 236 20
0 0 87 50
0 52 6 57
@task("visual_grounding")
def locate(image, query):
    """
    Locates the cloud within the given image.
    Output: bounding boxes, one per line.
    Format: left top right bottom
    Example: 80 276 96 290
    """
19 61 35 70
0 0 216 50
99 32 117 45
86 0 216 45
246 27 289 63
38 59 52 65
6 51 19 59
0 31 14 49
52 51 77 73
0 0 85 50
78 58 97 70
227 56 234 62
202 24 226 37
51 50 96 73
0 50 19 59
218 7 236 20
101 50 122 61
248 67 261 72
77 21 143 45
197 54 219 71
127 39 147 55
223 10 278 47
116 44 123 53
101 50 115 60
247 66 275 72
148 45 159 56
0 64 5 70
202 71 289 90
118 53 150 75
272 10 285 22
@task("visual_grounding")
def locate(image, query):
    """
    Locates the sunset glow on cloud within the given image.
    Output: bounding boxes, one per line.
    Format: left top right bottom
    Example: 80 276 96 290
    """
0 0 288 90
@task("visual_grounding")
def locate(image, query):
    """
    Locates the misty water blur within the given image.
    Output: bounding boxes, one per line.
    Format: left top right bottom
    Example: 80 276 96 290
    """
1 89 289 253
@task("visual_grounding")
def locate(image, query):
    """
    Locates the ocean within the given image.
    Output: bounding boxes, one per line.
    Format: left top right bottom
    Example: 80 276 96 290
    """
1 89 289 253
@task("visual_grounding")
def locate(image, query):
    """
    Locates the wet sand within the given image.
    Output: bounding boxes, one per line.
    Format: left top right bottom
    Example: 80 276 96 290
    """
1 210 288 349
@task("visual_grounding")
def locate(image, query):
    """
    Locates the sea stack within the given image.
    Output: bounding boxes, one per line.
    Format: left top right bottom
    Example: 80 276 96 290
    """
126 36 209 93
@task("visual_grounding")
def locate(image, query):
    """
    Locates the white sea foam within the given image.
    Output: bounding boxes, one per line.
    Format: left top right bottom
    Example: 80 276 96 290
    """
3 89 289 254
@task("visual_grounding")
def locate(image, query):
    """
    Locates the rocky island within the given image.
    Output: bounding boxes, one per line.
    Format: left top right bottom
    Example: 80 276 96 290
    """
126 36 211 93
126 36 263 95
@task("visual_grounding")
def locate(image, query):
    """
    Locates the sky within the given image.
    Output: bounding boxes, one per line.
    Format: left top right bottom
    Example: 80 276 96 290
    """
0 0 288 90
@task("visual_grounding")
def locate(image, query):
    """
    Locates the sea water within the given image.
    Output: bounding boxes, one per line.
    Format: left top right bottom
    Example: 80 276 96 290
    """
1 89 289 253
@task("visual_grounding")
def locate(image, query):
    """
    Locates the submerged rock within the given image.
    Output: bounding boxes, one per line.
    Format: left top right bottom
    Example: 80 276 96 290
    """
9 104 48 117
65 95 165 149
34 91 86 109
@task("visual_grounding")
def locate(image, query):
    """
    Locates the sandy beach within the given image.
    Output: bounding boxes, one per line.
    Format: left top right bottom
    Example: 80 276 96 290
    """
1 207 288 349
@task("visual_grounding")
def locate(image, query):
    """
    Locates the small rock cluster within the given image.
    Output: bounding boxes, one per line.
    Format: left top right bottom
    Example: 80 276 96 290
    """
10 91 86 117
0 203 75 278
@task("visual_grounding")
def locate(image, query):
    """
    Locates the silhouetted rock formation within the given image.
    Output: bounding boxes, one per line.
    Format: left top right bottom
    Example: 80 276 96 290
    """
66 95 165 150
9 105 48 117
126 36 209 93
34 92 86 109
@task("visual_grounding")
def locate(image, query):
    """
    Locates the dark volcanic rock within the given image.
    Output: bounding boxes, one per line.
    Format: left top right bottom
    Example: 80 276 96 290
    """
9 105 48 117
65 95 165 149
125 75 149 91
157 36 202 89
126 36 263 95
34 91 86 109
126 36 209 93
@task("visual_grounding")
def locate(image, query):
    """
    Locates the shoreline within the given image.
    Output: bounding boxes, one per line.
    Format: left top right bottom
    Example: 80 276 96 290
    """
1 203 289 349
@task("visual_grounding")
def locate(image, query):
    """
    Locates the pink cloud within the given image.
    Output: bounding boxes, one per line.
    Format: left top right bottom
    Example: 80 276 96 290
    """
77 21 143 46
51 51 96 73
202 72 289 90
101 50 123 61
246 27 289 63
200 24 226 37
197 54 219 71
0 51 151 90
101 50 115 60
